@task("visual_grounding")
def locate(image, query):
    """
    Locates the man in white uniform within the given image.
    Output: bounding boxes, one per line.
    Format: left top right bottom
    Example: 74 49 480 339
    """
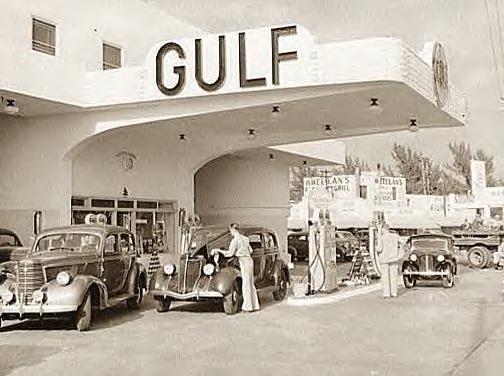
212 223 260 312
377 224 402 298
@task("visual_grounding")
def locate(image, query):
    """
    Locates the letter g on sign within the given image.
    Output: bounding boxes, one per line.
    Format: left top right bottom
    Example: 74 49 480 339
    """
156 42 186 96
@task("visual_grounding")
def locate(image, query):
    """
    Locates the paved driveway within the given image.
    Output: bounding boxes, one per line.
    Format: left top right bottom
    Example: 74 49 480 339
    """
1 266 503 376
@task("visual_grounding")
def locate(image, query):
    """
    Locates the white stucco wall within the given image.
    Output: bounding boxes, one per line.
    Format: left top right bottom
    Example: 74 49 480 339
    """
0 0 202 104
195 152 291 254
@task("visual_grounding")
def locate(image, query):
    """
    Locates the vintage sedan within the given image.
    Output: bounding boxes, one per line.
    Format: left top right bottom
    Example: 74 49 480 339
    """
402 234 457 289
0 228 29 263
0 224 147 331
150 225 290 315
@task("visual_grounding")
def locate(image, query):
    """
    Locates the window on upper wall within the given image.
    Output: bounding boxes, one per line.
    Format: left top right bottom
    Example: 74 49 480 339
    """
392 187 397 200
103 43 122 70
32 18 56 56
359 185 368 199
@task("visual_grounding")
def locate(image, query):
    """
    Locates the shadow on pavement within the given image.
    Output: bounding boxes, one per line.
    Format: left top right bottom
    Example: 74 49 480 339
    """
0 294 155 333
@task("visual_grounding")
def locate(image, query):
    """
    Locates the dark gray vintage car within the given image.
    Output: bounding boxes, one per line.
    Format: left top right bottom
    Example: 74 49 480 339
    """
150 225 290 315
0 228 29 263
0 224 147 331
402 234 457 289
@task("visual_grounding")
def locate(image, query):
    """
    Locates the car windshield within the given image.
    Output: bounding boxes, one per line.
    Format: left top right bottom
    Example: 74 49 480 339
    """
0 234 20 247
187 227 229 255
412 238 448 249
34 233 101 254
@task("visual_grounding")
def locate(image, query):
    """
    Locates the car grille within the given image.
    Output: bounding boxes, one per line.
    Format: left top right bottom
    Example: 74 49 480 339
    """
16 260 45 304
178 257 203 294
418 255 434 272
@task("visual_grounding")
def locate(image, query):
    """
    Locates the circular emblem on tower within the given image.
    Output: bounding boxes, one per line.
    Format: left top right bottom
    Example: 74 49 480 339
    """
432 42 449 108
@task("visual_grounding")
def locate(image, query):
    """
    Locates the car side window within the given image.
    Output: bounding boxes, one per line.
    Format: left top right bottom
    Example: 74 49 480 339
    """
120 233 131 255
248 234 263 251
264 233 277 250
105 235 117 254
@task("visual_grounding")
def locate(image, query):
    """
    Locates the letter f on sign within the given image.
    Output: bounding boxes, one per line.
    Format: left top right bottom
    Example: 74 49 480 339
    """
271 26 298 85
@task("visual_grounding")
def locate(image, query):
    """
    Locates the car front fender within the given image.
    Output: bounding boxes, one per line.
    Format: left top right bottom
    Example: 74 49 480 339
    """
43 275 108 310
126 262 148 294
210 267 241 296
272 259 290 285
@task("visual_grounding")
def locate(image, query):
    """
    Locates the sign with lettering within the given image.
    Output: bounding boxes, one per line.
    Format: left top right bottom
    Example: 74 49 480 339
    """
470 160 486 198
150 25 315 98
303 175 356 199
375 176 406 206
432 41 449 108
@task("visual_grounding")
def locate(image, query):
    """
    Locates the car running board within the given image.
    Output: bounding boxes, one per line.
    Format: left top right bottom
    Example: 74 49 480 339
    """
107 294 135 307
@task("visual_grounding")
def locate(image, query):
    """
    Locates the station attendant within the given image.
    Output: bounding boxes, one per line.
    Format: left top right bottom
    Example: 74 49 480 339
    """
377 224 403 298
212 223 260 312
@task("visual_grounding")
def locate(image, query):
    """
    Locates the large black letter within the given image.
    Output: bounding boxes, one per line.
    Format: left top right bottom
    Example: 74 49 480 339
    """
156 42 186 96
239 32 266 88
195 35 226 92
271 26 298 85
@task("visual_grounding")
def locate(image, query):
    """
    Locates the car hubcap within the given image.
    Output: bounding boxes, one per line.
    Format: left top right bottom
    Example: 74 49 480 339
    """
470 251 482 265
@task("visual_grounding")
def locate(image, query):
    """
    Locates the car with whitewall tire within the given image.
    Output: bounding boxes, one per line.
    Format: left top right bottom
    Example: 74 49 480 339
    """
0 224 147 331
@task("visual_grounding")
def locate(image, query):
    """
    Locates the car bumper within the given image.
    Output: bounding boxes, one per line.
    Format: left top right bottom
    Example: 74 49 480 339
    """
150 289 223 300
0 302 78 317
403 270 449 277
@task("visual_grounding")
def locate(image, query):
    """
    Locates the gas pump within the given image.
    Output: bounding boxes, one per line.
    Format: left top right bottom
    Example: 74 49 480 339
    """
308 209 339 294
368 211 385 277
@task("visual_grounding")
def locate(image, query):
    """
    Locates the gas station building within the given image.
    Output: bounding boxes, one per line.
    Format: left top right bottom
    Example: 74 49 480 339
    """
0 1 465 256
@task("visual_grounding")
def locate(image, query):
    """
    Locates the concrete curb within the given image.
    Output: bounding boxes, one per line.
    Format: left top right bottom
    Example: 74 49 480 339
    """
286 283 381 306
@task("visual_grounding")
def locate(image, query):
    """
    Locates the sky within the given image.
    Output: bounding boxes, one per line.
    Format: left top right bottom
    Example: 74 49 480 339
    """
146 0 504 176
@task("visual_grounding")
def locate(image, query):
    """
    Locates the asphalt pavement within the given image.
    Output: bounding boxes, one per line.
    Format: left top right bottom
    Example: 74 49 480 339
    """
0 265 503 376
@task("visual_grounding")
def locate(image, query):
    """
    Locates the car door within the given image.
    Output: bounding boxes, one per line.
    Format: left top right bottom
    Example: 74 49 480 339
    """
117 232 135 292
247 233 266 286
262 232 278 285
102 233 126 295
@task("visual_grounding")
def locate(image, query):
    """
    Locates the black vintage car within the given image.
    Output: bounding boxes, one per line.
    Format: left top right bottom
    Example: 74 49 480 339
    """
0 228 29 263
402 234 457 289
287 230 354 262
150 225 290 315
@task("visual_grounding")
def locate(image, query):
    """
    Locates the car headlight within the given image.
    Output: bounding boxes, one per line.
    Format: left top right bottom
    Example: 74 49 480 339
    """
437 255 445 262
56 271 71 286
410 254 418 262
163 263 176 276
1 290 14 304
32 289 45 303
203 263 215 276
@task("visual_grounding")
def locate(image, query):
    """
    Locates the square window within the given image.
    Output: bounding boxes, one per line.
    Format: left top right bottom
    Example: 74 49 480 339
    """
32 18 56 55
359 185 368 199
103 43 122 70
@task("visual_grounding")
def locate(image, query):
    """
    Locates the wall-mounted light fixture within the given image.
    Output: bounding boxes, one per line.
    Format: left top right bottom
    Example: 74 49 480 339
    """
368 97 383 115
1 97 19 116
323 123 334 136
269 153 275 160
302 160 307 166
408 118 419 132
179 133 188 142
122 187 129 197
247 128 257 140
